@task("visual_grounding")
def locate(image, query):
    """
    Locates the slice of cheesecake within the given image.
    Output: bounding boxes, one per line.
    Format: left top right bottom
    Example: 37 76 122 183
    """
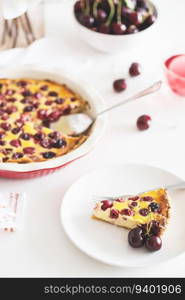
93 188 170 234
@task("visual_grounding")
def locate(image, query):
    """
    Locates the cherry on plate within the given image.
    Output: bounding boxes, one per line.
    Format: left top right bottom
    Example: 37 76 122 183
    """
145 235 162 251
128 227 145 248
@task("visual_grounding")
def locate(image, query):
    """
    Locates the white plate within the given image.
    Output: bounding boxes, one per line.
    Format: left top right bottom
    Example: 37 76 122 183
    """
61 164 185 267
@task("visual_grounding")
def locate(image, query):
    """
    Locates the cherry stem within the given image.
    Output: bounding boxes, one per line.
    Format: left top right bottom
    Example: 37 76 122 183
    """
117 0 123 24
84 0 90 15
106 0 115 26
93 0 100 18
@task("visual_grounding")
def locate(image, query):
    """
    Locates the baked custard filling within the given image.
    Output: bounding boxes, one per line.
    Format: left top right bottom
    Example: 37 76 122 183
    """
0 78 89 163
93 188 170 233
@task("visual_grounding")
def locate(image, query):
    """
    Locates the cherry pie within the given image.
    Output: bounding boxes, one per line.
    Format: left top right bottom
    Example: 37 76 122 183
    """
0 78 88 163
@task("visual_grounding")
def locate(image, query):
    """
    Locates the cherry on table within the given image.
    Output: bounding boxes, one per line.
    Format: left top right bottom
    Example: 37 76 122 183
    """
136 115 152 131
113 79 127 92
129 62 141 77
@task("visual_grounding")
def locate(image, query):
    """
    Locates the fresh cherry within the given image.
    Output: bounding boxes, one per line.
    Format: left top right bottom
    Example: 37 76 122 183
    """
111 23 126 35
81 15 94 28
113 79 127 92
127 11 143 26
145 235 162 251
127 25 138 34
74 1 82 13
129 62 141 77
136 115 152 131
97 9 107 23
98 23 110 34
128 227 145 248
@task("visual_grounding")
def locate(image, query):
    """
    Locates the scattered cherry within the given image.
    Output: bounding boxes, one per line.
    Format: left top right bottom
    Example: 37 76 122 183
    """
136 115 152 131
113 79 127 92
129 62 141 77
128 227 144 248
145 235 162 251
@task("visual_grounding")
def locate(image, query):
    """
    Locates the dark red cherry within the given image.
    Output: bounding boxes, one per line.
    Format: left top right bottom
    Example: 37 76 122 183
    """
1 122 11 131
10 139 21 148
97 9 107 23
110 209 119 219
111 23 126 35
129 62 141 76
149 202 160 212
128 196 139 201
52 139 67 149
127 11 143 26
74 1 82 13
23 147 35 154
113 79 127 92
81 15 94 28
141 196 153 202
120 209 134 216
98 23 110 34
145 235 162 251
137 115 152 131
128 227 144 248
127 25 138 34
144 15 156 27
137 0 148 9
139 208 149 216
42 151 56 159
101 200 113 211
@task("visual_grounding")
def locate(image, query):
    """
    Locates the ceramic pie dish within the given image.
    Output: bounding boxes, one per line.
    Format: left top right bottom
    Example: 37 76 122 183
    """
0 65 107 179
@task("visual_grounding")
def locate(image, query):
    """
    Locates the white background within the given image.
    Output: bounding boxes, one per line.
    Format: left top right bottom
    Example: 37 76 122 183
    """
0 0 185 277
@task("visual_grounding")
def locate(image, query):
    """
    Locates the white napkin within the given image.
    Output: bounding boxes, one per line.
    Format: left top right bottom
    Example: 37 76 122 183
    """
0 0 42 19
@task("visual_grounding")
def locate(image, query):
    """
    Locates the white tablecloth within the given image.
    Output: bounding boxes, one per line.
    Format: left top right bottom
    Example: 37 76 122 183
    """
0 0 185 277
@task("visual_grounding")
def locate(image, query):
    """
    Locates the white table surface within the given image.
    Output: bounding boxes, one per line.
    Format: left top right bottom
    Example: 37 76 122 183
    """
0 0 185 277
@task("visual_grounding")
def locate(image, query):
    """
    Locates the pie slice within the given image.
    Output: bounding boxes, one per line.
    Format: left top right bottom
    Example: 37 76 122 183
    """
93 188 170 235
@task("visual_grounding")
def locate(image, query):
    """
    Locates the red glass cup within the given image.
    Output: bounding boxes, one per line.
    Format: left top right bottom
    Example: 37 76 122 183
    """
164 54 185 96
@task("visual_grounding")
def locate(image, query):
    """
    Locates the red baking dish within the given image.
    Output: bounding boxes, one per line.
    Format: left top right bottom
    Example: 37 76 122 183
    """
0 65 107 179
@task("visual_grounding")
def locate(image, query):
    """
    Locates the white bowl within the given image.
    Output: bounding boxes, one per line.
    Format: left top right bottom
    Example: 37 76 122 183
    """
72 1 159 54
0 65 107 177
